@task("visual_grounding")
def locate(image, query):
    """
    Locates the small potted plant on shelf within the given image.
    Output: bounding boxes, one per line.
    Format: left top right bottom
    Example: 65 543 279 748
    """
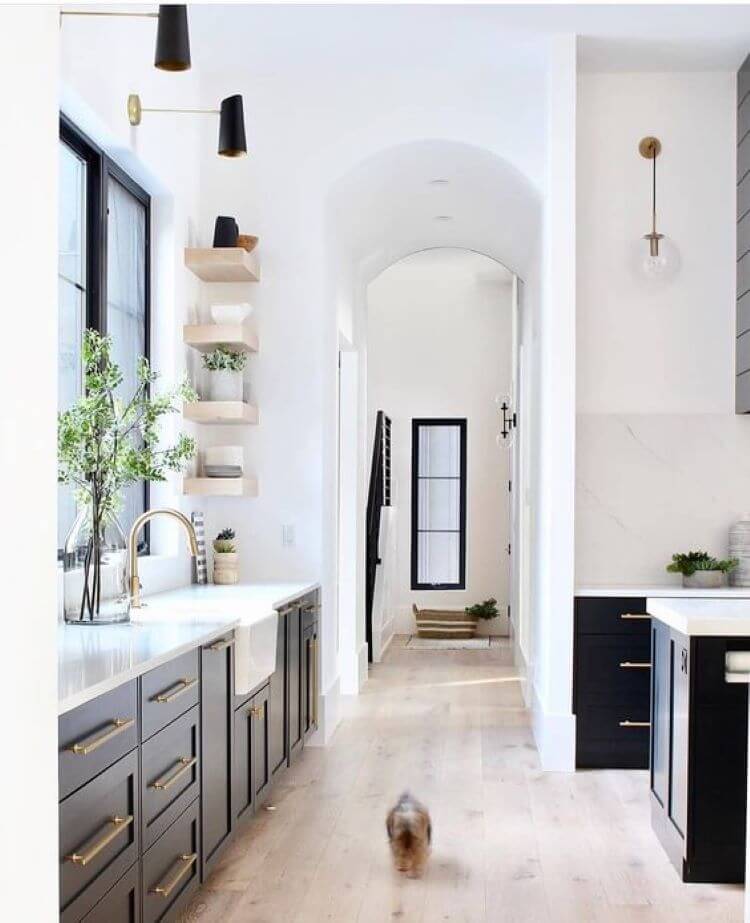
213 527 239 584
202 346 247 402
58 330 196 624
666 550 739 588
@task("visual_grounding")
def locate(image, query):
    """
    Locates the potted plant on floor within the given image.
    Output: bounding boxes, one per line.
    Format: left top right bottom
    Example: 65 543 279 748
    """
202 346 247 401
666 550 739 588
58 330 197 624
213 527 239 584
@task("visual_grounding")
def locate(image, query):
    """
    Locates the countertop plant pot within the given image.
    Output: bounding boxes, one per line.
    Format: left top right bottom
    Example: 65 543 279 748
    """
683 571 724 589
213 551 239 585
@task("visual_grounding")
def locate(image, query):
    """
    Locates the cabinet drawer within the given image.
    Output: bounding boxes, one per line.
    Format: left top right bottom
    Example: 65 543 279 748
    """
142 799 200 923
60 750 140 922
576 704 650 770
575 635 651 708
141 650 200 742
142 705 200 850
80 862 140 923
575 597 650 636
59 681 138 800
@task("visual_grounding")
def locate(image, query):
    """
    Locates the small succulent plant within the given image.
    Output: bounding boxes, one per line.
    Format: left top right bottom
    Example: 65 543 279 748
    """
202 347 247 373
213 527 236 554
666 551 739 577
465 598 499 620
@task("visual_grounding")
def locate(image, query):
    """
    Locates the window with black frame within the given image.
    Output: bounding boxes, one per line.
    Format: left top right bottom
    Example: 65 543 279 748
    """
411 419 467 590
58 117 150 554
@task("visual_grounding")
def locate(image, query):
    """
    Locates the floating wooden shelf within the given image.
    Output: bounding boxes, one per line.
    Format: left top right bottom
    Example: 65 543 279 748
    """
183 323 259 353
184 247 260 283
183 402 258 425
183 477 258 497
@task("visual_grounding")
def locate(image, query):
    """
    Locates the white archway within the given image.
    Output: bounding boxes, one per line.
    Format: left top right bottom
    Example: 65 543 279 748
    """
321 139 542 701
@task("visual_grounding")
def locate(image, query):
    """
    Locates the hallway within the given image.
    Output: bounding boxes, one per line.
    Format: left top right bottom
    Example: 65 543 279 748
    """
180 640 743 923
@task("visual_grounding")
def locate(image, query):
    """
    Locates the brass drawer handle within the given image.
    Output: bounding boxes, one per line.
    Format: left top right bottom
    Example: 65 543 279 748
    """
303 604 320 613
207 637 234 652
65 815 133 866
150 756 197 791
620 661 652 669
619 720 651 728
620 613 650 621
154 677 198 704
68 718 135 756
247 703 265 719
149 852 197 899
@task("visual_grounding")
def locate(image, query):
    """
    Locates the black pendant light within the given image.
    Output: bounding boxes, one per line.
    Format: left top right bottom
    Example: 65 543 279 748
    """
154 5 191 72
218 95 247 158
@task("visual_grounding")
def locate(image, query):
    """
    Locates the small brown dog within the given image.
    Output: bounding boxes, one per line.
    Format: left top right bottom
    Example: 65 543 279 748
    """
386 792 432 877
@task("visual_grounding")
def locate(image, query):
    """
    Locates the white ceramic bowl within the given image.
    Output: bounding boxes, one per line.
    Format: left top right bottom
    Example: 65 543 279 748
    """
210 302 253 325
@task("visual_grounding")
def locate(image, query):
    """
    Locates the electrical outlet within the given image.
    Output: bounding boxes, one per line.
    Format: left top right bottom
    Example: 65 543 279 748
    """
282 524 295 547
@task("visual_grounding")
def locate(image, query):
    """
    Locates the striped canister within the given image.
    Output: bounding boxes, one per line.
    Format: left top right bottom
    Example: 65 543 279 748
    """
729 513 750 587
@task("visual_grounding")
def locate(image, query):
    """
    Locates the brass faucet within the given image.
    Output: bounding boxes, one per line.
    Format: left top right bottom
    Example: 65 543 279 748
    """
128 508 199 608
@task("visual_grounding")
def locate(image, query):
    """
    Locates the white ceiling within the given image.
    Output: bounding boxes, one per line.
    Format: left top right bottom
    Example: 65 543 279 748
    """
189 4 750 75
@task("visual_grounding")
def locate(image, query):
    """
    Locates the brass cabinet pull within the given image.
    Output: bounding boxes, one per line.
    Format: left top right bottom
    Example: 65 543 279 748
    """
619 720 651 728
620 613 650 621
303 604 320 613
620 661 652 669
154 677 198 704
247 703 265 719
68 718 135 756
207 637 234 652
149 852 197 899
150 756 197 791
65 815 133 866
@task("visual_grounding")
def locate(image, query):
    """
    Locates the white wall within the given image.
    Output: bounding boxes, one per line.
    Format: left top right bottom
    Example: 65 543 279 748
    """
0 7 60 918
367 249 513 640
576 71 746 586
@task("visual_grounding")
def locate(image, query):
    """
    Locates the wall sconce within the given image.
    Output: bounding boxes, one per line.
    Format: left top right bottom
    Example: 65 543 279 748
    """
638 136 678 279
127 94 247 158
60 5 191 72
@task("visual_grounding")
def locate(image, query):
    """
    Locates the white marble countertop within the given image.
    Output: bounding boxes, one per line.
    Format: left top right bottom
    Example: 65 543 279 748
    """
577 585 750 598
58 581 319 715
646 596 750 637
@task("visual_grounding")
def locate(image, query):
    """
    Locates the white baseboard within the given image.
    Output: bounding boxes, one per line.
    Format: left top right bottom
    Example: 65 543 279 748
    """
379 626 395 659
511 628 531 707
357 641 368 688
308 674 341 747
373 618 395 663
531 682 576 772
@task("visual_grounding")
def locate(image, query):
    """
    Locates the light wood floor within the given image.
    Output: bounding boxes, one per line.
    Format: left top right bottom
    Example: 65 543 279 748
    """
179 636 744 922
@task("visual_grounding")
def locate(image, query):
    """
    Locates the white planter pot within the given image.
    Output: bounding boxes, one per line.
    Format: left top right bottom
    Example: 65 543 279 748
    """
209 370 243 402
213 551 239 585
683 571 724 589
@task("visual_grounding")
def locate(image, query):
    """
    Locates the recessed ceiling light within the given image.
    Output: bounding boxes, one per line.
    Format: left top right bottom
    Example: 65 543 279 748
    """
434 215 453 221
429 178 450 186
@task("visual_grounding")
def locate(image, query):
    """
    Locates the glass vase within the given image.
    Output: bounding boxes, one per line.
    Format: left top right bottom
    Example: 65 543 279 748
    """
63 505 130 625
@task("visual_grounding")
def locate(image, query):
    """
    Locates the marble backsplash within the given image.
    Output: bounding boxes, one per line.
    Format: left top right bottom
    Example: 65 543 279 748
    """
576 413 750 585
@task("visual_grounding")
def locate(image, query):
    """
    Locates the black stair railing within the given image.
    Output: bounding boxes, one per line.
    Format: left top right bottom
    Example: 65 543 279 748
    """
365 411 391 662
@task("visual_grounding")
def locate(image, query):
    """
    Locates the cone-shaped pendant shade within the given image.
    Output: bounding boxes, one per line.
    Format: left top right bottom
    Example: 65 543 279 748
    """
154 5 191 72
218 95 247 157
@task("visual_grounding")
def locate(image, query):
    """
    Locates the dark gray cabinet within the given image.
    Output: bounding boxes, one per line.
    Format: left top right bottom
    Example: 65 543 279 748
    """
233 683 270 821
269 609 288 777
80 863 140 923
650 624 750 882
200 634 234 877
573 596 650 769
287 602 303 764
302 611 319 742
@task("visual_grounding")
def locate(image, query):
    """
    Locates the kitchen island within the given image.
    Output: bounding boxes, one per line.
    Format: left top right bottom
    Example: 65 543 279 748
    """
647 596 750 885
58 581 319 923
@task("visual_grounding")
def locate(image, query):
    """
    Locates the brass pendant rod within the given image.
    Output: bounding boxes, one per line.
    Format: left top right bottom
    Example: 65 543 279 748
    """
141 107 220 115
652 151 657 237
60 10 158 18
